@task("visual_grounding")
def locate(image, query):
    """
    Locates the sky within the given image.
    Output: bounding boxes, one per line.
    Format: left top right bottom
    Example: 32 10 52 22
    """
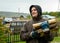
0 0 60 13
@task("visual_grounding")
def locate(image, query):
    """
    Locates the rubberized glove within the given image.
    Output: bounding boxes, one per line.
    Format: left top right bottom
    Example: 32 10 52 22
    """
30 31 39 38
40 21 49 32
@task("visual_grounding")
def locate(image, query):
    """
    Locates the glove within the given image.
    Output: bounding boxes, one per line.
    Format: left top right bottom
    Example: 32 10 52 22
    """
41 21 49 32
30 31 39 38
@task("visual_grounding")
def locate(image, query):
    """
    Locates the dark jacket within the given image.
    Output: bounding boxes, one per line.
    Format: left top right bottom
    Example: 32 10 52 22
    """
20 19 54 43
20 5 54 43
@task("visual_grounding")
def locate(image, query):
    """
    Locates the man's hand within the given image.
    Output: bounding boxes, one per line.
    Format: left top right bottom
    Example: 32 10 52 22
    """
40 21 49 32
30 31 39 38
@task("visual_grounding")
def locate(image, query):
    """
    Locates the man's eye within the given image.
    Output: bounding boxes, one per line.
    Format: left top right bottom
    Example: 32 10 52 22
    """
34 9 37 11
31 9 37 11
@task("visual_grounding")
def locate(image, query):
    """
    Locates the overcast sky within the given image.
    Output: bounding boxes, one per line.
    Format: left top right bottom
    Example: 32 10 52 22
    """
0 0 60 13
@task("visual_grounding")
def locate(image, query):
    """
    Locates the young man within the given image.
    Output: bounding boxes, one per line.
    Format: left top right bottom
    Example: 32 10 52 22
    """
20 5 54 43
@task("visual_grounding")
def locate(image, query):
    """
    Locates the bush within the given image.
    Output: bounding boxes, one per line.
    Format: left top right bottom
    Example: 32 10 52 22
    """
0 19 10 43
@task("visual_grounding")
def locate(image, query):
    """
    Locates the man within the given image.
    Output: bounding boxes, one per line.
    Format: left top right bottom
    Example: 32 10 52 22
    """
20 5 54 43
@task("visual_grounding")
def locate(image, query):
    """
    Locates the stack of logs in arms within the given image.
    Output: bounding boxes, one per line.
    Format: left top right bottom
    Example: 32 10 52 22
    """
33 19 58 37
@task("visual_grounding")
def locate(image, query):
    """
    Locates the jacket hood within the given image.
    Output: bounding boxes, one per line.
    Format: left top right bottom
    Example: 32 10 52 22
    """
29 5 42 21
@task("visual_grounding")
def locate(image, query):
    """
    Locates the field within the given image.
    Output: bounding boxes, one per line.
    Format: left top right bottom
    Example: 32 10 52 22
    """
16 36 60 43
6 17 60 43
8 29 60 43
19 17 60 43
18 29 60 43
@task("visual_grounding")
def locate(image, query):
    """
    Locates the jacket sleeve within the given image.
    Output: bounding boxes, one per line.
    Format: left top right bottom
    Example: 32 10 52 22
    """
20 23 31 41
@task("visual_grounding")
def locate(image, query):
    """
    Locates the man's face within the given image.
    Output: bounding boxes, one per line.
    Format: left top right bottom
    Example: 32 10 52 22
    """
31 7 38 17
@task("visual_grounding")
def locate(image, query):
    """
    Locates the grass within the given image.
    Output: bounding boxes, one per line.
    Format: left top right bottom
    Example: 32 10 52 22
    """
17 41 26 43
17 36 60 43
6 28 60 43
51 36 60 43
18 28 60 43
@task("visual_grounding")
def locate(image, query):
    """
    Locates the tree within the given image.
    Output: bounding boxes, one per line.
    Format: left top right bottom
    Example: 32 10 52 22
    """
49 12 58 17
26 15 32 19
20 15 24 20
42 12 48 15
